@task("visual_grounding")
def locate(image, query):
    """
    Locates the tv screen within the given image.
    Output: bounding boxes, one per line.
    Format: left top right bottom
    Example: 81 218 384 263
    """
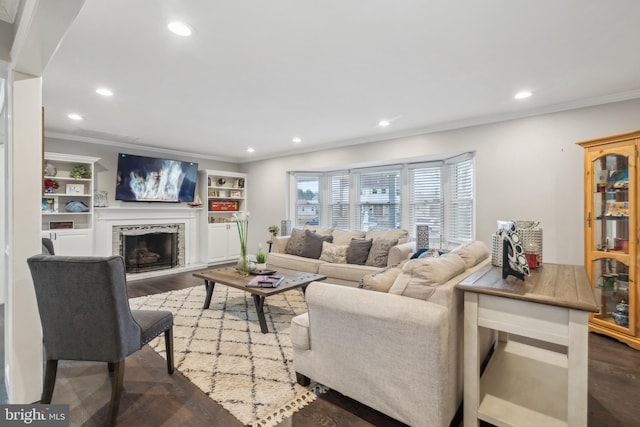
115 153 198 202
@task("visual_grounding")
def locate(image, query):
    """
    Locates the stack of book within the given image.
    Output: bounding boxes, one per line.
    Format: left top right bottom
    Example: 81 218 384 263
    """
247 275 283 288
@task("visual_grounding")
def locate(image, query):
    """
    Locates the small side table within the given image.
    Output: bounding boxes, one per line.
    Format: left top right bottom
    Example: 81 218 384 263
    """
457 263 597 427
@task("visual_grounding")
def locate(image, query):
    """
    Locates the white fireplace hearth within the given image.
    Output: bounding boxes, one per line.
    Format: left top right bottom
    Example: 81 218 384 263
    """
95 206 206 279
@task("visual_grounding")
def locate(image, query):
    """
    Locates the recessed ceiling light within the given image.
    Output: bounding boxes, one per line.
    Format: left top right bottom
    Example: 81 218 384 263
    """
68 113 83 121
514 90 532 100
168 21 192 36
247 147 255 153
96 88 113 97
292 137 302 143
378 120 390 127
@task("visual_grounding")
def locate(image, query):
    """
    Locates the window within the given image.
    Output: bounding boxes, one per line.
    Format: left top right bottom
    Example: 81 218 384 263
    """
290 153 474 247
294 174 320 228
328 172 350 229
355 168 401 231
408 162 443 246
444 155 474 245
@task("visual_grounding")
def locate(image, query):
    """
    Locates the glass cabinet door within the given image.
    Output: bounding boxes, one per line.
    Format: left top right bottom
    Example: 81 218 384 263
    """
592 258 630 328
589 149 633 332
592 153 629 254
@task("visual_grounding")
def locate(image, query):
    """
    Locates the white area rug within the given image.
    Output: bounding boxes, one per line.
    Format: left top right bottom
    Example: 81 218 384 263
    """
129 285 316 426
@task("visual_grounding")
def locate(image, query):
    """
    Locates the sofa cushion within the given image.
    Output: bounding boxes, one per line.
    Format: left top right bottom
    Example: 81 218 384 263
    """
332 229 366 245
366 229 409 244
450 240 490 268
388 253 466 300
347 238 373 265
360 260 407 293
285 228 307 256
366 238 399 267
318 262 381 284
319 241 348 263
301 229 333 259
267 252 325 274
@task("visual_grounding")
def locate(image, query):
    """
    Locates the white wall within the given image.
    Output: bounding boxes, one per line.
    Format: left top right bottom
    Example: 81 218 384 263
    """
243 98 640 266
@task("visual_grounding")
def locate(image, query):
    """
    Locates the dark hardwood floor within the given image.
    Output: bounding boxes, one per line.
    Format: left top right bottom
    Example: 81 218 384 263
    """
47 268 639 426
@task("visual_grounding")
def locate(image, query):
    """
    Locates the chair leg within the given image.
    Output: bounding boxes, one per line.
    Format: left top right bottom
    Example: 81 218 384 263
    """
165 326 174 374
106 360 125 427
41 360 58 403
296 372 310 386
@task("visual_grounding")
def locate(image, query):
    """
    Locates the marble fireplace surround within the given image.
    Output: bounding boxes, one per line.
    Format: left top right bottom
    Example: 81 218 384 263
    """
94 206 204 279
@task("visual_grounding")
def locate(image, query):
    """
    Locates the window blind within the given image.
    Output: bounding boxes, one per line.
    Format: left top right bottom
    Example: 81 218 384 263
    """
444 157 474 245
408 164 442 246
328 172 350 230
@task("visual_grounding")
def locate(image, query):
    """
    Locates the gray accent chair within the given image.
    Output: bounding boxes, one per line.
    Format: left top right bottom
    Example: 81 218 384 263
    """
27 255 174 426
41 237 55 255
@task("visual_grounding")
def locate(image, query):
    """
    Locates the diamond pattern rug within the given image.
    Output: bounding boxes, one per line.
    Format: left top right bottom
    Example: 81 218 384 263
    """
129 284 317 426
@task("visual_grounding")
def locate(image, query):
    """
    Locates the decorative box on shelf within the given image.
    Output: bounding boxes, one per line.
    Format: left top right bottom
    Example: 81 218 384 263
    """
208 200 239 211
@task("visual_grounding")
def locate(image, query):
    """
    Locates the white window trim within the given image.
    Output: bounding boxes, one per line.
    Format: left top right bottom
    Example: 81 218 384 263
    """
288 153 475 248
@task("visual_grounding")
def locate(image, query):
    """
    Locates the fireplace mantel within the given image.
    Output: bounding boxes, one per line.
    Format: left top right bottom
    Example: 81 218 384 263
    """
94 206 205 277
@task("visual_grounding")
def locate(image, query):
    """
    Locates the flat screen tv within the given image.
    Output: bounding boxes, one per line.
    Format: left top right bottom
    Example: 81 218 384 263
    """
115 153 198 202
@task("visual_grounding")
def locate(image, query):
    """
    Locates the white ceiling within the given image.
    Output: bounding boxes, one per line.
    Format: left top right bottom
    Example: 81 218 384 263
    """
42 0 640 163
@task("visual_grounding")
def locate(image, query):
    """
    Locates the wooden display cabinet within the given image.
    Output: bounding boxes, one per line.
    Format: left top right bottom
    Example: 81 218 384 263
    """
577 130 639 350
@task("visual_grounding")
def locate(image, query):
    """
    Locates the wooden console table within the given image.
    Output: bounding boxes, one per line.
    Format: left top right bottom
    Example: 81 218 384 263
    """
457 263 597 427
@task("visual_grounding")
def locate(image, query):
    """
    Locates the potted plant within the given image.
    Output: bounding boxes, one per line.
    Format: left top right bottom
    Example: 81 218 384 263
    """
255 246 267 272
268 225 279 237
69 164 92 179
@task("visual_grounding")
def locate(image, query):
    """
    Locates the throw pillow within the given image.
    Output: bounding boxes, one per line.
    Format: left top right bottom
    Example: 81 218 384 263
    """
303 224 333 236
300 229 333 259
285 228 307 256
347 238 373 265
388 253 466 300
332 229 366 246
365 238 399 268
410 248 430 259
450 240 490 268
359 260 408 292
319 241 348 263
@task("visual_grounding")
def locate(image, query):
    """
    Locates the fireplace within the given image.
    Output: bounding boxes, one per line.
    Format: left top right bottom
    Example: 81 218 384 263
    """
114 223 185 273
123 231 178 273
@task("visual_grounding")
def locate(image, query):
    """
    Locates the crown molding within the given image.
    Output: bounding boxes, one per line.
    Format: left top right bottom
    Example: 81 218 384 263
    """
44 131 239 163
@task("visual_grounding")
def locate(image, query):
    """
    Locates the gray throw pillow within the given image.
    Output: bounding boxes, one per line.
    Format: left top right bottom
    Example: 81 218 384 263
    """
285 228 307 256
300 229 333 259
347 238 373 265
365 238 399 267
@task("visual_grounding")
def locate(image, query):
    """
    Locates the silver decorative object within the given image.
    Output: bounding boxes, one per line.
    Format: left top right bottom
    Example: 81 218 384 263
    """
416 224 429 249
281 220 292 236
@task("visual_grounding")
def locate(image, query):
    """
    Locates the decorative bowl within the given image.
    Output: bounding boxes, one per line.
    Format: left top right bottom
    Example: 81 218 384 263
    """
615 302 629 313
612 310 629 327
515 220 538 229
